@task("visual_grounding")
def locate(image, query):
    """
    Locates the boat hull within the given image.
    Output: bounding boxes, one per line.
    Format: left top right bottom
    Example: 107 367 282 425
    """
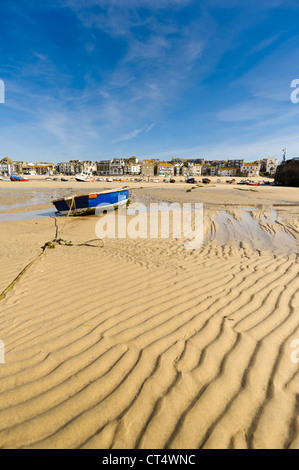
52 189 129 216
10 176 28 182
75 177 95 182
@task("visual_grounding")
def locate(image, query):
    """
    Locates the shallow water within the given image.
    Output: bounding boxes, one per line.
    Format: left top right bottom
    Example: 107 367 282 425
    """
0 189 64 212
0 188 89 220
0 208 58 221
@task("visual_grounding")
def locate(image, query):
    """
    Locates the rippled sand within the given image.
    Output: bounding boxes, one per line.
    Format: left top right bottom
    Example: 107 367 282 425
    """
0 183 298 449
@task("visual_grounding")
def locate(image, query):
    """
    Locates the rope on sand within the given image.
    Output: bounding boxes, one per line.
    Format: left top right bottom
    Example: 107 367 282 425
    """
0 247 48 302
43 238 105 248
0 207 105 302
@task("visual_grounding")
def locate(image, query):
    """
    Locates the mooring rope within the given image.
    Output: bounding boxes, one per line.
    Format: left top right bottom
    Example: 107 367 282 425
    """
0 204 105 302
0 246 48 302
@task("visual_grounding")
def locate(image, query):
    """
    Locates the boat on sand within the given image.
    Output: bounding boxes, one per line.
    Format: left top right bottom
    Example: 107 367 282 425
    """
52 188 129 216
75 167 95 182
10 175 29 182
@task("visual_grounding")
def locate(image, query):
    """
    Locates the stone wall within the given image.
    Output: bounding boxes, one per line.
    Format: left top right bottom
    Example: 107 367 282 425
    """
275 160 299 187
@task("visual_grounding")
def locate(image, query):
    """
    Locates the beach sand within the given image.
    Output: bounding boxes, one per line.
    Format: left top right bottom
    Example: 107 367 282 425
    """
0 177 298 449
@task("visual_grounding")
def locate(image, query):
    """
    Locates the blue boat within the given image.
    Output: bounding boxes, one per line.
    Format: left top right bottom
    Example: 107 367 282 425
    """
52 188 129 216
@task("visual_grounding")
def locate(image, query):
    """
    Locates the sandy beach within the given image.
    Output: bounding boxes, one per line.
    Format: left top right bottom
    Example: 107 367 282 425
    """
0 176 298 449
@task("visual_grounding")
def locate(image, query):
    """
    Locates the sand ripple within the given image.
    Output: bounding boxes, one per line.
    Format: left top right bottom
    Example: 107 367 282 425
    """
0 220 298 449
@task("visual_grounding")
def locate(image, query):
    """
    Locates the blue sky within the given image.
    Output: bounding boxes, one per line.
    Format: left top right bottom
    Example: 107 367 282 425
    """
1 0 299 163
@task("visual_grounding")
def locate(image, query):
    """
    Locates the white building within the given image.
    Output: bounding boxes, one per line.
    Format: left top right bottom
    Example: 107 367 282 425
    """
241 162 261 177
125 163 141 175
22 162 36 175
0 157 12 176
260 157 278 175
219 167 238 177
188 163 202 176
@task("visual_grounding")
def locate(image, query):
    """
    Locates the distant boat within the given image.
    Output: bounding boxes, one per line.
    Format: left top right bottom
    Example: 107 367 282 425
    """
52 188 129 216
10 175 28 182
75 167 95 182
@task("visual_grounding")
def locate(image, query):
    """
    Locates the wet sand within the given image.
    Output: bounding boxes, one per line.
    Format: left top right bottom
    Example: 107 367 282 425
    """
0 178 298 449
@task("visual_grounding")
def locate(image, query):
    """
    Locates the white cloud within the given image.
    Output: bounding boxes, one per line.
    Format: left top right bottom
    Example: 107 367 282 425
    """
113 122 155 143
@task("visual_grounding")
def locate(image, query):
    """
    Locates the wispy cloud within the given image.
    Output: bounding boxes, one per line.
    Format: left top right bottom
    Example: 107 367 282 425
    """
113 123 155 144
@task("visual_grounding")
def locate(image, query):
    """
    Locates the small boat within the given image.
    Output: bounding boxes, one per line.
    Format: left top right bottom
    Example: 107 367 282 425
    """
52 188 129 216
75 167 95 182
10 175 28 182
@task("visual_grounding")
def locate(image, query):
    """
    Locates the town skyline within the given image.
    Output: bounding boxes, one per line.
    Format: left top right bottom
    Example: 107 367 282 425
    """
0 155 278 179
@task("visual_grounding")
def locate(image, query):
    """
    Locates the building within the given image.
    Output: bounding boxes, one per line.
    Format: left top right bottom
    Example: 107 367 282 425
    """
109 158 125 175
187 158 205 165
81 160 97 173
260 157 278 176
0 157 12 176
21 162 54 175
219 167 238 177
155 162 174 177
188 163 202 176
141 159 155 177
202 160 227 175
22 162 36 175
127 156 139 165
124 162 141 175
96 158 124 175
202 165 219 176
97 160 113 175
57 161 76 175
12 161 27 174
241 162 261 177
172 162 187 176
36 162 55 175
227 159 244 170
